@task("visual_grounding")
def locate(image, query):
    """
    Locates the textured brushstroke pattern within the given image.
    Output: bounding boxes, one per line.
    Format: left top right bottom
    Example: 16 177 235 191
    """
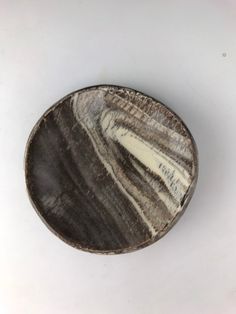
25 86 198 253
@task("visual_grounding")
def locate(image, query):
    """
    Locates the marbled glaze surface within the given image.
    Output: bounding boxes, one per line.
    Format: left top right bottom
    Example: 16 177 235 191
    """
25 85 198 253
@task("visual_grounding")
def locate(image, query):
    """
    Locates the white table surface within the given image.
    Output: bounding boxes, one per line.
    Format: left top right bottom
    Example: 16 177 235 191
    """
1 1 236 313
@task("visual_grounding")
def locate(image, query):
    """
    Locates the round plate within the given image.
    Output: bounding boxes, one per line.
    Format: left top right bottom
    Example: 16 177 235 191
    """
25 85 198 254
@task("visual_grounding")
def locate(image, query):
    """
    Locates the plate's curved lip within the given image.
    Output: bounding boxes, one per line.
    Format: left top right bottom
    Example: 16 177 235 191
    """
24 84 199 255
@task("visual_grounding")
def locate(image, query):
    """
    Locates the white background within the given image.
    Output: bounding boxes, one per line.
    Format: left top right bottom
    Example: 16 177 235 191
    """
1 1 236 313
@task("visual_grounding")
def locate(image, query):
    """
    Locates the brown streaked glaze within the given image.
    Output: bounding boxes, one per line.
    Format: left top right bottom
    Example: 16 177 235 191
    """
25 85 198 254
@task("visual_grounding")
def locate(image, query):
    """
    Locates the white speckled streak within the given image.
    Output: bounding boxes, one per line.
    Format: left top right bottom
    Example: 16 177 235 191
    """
101 113 191 202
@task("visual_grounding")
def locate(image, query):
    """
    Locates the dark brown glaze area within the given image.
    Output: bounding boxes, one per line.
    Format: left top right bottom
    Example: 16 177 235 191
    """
26 98 151 252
